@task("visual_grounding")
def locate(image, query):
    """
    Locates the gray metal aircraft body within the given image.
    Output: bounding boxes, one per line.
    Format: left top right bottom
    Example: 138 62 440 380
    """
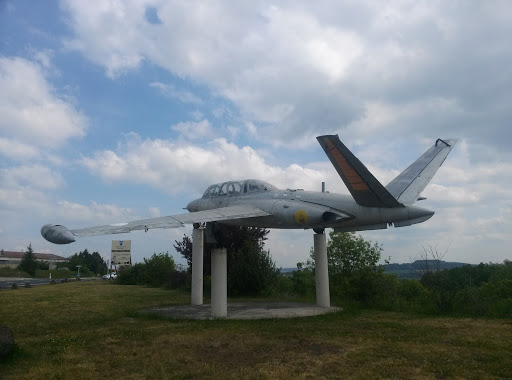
41 135 456 245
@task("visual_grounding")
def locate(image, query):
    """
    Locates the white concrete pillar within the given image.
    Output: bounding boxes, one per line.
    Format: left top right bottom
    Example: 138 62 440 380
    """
211 248 227 317
191 227 204 305
314 232 330 307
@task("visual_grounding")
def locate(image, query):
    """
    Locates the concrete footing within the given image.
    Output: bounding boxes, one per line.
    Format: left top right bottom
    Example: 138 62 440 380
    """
314 232 330 307
142 302 342 320
188 229 331 318
211 248 227 317
191 228 204 305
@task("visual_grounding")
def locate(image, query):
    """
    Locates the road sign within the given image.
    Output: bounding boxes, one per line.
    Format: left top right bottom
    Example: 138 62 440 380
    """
111 240 131 266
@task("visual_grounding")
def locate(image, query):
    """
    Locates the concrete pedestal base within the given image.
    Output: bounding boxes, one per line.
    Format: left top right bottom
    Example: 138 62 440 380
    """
191 228 204 305
314 232 330 307
211 248 227 318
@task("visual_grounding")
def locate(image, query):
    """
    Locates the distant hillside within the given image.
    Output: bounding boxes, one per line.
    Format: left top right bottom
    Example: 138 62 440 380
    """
384 260 474 279
280 267 297 276
281 261 474 279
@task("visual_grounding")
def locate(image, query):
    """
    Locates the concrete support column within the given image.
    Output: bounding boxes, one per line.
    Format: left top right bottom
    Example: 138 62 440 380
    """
191 227 204 305
314 232 330 307
211 248 227 317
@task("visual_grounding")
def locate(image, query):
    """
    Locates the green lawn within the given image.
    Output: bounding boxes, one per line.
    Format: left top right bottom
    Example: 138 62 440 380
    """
1 281 511 378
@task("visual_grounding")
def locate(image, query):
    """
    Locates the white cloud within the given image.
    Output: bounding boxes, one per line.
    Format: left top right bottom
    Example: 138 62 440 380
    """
171 119 214 140
59 1 512 153
55 200 135 225
2 165 64 190
0 138 40 161
0 55 87 148
60 1 366 142
81 133 341 196
4 0 512 267
0 164 65 219
149 82 202 104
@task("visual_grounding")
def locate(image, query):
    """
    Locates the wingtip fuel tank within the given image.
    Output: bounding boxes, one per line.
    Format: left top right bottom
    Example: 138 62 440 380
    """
41 224 76 244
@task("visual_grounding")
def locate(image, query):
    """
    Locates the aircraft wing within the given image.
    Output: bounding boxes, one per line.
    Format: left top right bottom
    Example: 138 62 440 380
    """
386 138 457 205
41 204 270 244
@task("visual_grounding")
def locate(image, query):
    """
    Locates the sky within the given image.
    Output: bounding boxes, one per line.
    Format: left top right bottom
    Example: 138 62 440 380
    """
1 0 511 268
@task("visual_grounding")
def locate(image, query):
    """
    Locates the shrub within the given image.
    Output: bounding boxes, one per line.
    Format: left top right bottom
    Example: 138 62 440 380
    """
290 268 315 296
143 252 176 288
117 263 147 285
228 242 280 296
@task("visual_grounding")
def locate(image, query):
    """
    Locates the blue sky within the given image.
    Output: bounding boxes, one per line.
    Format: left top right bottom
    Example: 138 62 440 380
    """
1 0 511 267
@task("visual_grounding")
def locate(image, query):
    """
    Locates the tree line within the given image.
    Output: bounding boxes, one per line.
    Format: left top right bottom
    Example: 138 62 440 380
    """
18 226 510 318
118 225 280 295
118 226 511 318
18 244 108 277
290 231 511 318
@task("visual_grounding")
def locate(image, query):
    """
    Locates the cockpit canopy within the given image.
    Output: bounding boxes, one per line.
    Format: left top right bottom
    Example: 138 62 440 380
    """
202 179 278 198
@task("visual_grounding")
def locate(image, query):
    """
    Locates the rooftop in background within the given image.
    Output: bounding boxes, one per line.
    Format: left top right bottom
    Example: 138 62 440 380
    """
0 250 68 261
0 250 69 270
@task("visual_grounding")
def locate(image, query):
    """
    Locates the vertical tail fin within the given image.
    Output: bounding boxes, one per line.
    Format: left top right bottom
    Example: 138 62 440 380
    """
386 138 457 205
317 135 403 208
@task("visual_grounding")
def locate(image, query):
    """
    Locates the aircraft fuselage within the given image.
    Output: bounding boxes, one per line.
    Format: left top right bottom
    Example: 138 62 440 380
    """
186 179 434 232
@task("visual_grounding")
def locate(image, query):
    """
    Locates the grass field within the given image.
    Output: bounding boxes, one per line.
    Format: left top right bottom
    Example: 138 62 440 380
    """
1 281 511 379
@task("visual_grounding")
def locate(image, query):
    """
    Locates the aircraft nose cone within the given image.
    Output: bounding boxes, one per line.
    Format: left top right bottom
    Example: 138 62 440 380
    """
187 199 199 212
409 205 435 221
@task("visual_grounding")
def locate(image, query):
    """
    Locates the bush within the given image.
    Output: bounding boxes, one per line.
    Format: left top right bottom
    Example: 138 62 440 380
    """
271 275 294 296
37 261 49 270
143 252 176 288
117 252 190 289
117 263 147 285
228 242 280 296
166 270 190 290
420 262 512 317
291 268 315 296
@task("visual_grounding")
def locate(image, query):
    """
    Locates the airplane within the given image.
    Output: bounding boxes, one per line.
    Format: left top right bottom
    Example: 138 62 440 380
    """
41 135 456 245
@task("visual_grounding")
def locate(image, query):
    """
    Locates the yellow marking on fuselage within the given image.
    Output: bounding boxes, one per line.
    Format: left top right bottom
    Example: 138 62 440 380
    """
294 210 309 225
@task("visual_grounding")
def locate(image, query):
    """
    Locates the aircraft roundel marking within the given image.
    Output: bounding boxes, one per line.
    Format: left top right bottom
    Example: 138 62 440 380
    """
294 210 309 225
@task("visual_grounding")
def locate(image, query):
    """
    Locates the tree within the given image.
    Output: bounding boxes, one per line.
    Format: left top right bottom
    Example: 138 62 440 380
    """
420 260 512 316
87 251 108 275
174 234 193 268
174 225 278 295
296 232 384 303
327 231 382 276
143 252 176 287
215 225 269 253
62 249 108 275
174 225 270 276
413 242 449 275
19 243 38 276
228 240 280 296
326 232 383 303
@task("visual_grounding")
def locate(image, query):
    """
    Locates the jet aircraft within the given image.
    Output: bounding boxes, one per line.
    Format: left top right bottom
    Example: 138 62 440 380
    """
41 135 456 245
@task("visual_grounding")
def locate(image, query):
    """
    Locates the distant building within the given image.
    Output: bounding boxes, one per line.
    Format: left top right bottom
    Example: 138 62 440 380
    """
0 250 69 270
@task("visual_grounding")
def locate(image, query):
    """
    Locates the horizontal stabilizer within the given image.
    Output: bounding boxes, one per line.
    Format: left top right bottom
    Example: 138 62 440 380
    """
317 135 403 208
386 139 457 205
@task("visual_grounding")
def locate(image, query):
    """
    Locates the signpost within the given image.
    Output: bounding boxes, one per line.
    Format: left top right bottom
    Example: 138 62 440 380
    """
111 240 132 266
109 240 131 282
